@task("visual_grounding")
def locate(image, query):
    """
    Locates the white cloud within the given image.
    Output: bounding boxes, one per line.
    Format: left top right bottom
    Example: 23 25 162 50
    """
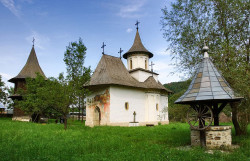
0 72 12 80
117 0 147 18
0 0 21 17
126 28 133 33
154 48 171 56
25 31 50 50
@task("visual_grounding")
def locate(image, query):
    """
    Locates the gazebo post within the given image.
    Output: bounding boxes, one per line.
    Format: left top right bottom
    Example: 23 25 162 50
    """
213 103 219 126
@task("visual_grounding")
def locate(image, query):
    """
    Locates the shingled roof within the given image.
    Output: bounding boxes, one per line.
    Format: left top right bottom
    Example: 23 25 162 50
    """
123 30 153 59
9 46 46 83
86 54 171 93
175 46 242 104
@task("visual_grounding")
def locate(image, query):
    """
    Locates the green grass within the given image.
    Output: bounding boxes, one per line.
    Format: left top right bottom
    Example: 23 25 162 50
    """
0 118 249 161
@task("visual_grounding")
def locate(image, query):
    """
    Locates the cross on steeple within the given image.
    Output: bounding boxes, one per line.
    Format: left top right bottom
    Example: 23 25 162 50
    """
101 42 106 55
149 61 155 72
32 37 35 47
118 48 123 59
135 20 140 30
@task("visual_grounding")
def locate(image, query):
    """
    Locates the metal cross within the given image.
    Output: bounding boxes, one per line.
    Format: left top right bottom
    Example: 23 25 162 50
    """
118 48 123 59
135 20 140 30
133 111 136 122
32 37 35 47
149 61 155 72
101 42 106 55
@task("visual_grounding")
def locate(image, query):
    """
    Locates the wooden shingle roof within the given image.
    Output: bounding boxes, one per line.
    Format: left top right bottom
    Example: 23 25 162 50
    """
86 54 171 93
9 46 46 83
123 30 153 59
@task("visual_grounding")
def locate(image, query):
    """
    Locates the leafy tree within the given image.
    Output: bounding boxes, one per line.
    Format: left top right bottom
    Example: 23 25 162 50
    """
64 38 91 122
18 73 49 121
0 75 5 103
45 73 74 130
162 0 249 135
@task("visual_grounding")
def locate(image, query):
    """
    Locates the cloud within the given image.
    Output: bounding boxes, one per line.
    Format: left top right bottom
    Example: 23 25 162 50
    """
117 0 147 18
0 0 21 17
154 48 171 56
126 28 133 33
25 31 50 50
0 72 12 80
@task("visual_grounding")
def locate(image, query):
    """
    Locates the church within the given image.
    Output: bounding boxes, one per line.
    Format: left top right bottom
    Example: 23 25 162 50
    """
85 25 171 127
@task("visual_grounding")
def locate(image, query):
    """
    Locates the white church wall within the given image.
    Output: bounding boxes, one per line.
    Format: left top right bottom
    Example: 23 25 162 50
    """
159 95 169 122
130 70 158 82
109 86 145 124
127 54 149 70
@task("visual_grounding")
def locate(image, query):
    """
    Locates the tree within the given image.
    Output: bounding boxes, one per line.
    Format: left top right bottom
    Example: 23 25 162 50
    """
45 73 74 130
161 0 249 135
64 38 91 122
18 73 49 122
0 75 5 103
17 73 74 129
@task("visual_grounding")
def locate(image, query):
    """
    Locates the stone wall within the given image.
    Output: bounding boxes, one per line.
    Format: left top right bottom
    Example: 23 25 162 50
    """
191 126 232 149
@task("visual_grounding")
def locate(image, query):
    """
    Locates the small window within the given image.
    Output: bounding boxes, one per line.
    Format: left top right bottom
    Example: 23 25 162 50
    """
130 59 133 69
125 102 129 110
156 103 159 111
145 59 147 69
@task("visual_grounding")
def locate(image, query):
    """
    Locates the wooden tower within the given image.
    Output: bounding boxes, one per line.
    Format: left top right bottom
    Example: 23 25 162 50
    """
8 45 46 121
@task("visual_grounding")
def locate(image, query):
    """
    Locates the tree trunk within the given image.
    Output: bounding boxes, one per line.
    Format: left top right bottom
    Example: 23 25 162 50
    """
64 115 67 130
230 102 244 136
78 97 81 121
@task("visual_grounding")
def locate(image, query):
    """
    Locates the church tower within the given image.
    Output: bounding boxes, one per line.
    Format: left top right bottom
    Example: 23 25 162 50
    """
9 44 46 121
123 22 158 82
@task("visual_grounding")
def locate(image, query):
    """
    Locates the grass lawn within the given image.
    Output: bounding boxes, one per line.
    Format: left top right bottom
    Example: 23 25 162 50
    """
0 118 249 161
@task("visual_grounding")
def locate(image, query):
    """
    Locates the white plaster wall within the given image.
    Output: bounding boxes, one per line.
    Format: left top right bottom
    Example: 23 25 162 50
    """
130 70 158 82
109 86 145 123
159 95 169 121
127 54 149 70
145 93 161 122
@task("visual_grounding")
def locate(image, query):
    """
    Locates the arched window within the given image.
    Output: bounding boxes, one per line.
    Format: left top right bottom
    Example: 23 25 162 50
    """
156 103 159 111
145 59 147 70
130 59 133 69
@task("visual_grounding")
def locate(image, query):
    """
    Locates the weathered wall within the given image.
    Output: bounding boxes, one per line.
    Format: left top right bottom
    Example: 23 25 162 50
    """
85 87 110 127
191 126 232 148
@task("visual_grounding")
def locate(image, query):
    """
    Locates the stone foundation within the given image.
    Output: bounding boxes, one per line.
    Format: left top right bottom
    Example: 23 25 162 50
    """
191 126 232 149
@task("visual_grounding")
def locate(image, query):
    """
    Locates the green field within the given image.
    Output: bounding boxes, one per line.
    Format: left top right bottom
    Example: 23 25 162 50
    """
0 118 249 161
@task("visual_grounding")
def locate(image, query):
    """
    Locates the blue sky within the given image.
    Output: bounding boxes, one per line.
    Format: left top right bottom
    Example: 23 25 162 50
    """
0 0 184 87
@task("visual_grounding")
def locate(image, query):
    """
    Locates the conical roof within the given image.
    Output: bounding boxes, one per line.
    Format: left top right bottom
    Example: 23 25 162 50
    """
9 46 46 83
123 30 153 59
175 46 242 104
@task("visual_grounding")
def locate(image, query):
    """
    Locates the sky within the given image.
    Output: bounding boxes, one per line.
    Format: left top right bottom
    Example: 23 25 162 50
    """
0 0 185 87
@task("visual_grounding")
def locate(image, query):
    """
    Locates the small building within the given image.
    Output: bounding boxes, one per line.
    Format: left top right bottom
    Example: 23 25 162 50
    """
85 28 171 127
8 45 46 122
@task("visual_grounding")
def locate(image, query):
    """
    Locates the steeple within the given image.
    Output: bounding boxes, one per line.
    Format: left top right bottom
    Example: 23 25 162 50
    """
123 29 153 59
9 46 46 83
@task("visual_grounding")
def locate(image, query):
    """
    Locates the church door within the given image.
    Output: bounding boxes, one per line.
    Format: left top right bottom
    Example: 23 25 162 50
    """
93 106 101 126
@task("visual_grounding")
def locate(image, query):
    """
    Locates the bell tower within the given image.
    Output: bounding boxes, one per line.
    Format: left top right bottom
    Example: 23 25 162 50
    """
123 21 158 82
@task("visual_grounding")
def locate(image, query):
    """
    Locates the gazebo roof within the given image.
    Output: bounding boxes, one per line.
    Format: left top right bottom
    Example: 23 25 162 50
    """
175 45 242 104
123 30 153 59
8 46 46 83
